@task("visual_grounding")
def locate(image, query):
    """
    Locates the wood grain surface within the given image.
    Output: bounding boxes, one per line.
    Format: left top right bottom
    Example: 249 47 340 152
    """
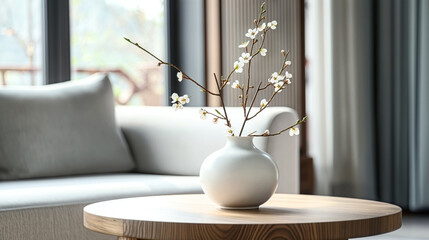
84 194 402 240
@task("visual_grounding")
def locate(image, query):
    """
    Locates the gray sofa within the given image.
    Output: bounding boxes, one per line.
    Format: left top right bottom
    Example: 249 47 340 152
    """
0 74 299 240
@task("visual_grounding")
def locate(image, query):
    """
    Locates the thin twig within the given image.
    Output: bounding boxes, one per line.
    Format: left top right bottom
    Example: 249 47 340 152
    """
252 28 269 58
259 83 271 90
239 81 263 136
241 6 265 134
124 37 219 96
278 50 290 75
249 52 292 120
248 87 281 120
249 116 307 137
222 69 236 89
202 109 226 120
214 74 232 127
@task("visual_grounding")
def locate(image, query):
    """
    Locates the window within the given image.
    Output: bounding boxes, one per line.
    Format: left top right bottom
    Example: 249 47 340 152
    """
70 0 165 105
0 0 43 86
1 0 165 106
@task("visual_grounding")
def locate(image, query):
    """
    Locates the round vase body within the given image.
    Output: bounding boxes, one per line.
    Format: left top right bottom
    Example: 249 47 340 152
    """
200 136 279 209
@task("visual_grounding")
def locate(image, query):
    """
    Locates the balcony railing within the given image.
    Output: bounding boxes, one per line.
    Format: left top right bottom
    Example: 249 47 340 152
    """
0 65 163 105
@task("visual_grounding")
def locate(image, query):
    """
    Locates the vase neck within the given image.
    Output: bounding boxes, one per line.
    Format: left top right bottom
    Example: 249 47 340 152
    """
226 136 255 150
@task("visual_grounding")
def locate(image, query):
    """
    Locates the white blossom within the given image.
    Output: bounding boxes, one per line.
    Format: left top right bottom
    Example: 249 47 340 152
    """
285 71 293 79
177 72 183 82
285 79 292 85
285 60 292 66
274 81 285 92
178 94 190 105
289 127 300 136
170 93 179 103
259 48 267 56
245 28 258 39
239 52 252 63
199 109 208 120
238 41 249 48
226 127 234 136
267 20 277 29
257 22 266 32
231 80 241 89
268 72 285 84
233 61 244 73
171 93 189 110
260 99 268 109
172 103 183 111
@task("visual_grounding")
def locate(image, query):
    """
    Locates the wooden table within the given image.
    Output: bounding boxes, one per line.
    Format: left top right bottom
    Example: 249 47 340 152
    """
84 194 401 240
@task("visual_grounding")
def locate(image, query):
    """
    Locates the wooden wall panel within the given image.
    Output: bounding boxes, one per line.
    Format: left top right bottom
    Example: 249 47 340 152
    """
220 0 304 119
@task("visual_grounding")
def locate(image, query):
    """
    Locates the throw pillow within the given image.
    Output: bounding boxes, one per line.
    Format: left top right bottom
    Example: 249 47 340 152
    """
0 74 135 180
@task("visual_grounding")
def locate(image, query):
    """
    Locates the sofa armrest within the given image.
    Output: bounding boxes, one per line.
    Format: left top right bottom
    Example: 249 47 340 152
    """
115 106 299 193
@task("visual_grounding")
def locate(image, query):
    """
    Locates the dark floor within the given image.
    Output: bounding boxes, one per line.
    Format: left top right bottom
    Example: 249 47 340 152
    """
354 214 429 239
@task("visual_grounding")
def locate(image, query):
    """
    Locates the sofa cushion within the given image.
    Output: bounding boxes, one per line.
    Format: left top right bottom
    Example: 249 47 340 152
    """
0 74 134 180
0 174 202 210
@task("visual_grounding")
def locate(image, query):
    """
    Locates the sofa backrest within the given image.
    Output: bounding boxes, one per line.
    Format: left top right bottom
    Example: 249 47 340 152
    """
116 106 299 180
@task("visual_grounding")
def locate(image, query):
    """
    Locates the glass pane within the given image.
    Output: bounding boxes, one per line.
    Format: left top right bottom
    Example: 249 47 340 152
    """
70 0 165 105
0 0 43 86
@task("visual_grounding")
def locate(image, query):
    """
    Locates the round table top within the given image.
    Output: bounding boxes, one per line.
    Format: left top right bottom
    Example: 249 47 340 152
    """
84 194 402 240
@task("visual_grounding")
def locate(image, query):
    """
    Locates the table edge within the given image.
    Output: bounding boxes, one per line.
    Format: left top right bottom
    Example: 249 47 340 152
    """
83 194 403 239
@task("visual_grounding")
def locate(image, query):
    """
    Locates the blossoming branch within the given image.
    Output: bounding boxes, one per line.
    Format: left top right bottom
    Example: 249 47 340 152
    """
124 2 306 137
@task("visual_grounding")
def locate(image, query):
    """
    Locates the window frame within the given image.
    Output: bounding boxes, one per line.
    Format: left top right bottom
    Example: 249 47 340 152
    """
42 0 206 106
43 0 71 84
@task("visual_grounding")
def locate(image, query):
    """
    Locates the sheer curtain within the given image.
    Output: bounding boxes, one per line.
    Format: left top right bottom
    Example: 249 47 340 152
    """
306 0 376 199
305 0 332 196
306 0 429 210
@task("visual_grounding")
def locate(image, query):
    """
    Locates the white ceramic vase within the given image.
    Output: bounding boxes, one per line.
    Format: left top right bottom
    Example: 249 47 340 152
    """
200 136 279 209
